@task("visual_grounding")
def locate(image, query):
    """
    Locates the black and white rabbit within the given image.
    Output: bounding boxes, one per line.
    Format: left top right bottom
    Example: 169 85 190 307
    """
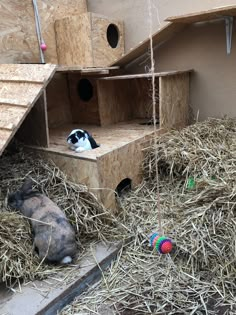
8 178 77 264
67 129 100 153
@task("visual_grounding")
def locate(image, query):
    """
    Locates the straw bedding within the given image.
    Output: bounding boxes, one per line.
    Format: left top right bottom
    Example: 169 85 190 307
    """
0 148 122 287
60 118 236 314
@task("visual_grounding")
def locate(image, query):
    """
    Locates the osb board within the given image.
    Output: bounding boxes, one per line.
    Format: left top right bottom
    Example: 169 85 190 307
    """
0 64 56 156
34 121 154 160
55 12 124 67
166 5 236 23
100 70 193 80
43 151 100 191
46 73 72 128
97 78 159 125
68 74 101 125
111 22 186 67
0 105 26 130
130 78 159 119
16 93 49 147
159 73 189 129
0 0 87 64
91 13 125 67
0 1 38 63
55 13 93 67
0 242 121 315
97 79 135 126
97 134 154 209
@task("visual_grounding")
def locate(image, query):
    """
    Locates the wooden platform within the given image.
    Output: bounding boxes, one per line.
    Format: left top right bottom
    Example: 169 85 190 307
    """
47 120 154 160
31 120 155 210
0 242 121 315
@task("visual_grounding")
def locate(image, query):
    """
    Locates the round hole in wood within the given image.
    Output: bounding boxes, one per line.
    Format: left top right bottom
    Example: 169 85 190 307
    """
77 78 93 102
107 24 119 48
115 178 132 197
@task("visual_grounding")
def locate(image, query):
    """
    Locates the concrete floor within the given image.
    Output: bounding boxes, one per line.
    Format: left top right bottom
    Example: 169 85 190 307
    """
0 242 121 315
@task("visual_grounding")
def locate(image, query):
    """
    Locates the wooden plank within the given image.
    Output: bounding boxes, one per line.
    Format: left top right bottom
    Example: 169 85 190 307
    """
0 64 55 82
0 242 121 315
97 79 135 125
0 105 27 130
46 73 72 128
97 134 155 210
0 64 56 156
0 0 87 64
91 13 125 67
111 22 186 67
0 82 47 106
159 73 190 129
56 66 120 73
100 70 193 80
55 13 93 67
16 92 49 147
97 77 160 125
68 75 101 125
0 99 30 107
0 129 12 154
166 5 236 23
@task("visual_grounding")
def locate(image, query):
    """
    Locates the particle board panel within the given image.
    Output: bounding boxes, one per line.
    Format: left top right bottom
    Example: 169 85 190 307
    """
97 79 135 126
0 64 56 156
55 12 124 67
0 105 26 130
166 5 236 23
97 77 159 125
46 73 72 128
34 121 154 160
91 13 124 67
159 73 190 129
16 93 49 147
100 70 193 80
0 64 54 82
55 13 93 67
0 130 12 154
97 137 151 209
44 152 100 192
0 1 38 63
68 75 101 125
111 22 186 67
0 0 87 64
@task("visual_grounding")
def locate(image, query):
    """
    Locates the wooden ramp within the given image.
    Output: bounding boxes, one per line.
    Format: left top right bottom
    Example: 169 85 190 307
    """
0 64 56 156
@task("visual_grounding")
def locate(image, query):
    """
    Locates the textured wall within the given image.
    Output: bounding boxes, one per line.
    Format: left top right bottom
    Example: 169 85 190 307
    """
88 0 236 51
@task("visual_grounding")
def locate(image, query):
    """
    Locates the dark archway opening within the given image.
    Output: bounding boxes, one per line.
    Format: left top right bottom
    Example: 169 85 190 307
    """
115 178 132 197
77 78 93 102
107 24 119 48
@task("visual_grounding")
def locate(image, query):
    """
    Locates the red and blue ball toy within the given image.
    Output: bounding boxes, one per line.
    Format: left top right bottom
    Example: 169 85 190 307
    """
150 232 173 254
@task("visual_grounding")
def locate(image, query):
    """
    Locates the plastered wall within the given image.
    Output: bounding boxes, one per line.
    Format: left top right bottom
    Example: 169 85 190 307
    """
87 0 236 51
88 0 236 120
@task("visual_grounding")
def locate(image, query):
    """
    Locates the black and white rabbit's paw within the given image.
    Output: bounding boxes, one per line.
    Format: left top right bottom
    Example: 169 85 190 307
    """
75 147 86 153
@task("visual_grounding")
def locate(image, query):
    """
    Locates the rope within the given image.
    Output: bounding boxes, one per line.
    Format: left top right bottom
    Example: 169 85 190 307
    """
32 0 45 63
147 0 163 235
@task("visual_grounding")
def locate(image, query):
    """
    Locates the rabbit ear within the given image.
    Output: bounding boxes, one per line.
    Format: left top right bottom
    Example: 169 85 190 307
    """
21 178 33 193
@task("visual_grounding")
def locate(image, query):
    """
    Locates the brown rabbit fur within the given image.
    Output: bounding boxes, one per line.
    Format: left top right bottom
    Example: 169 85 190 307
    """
7 178 77 264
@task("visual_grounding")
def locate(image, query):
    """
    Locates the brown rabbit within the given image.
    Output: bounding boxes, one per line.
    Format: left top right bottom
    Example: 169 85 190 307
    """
7 178 77 264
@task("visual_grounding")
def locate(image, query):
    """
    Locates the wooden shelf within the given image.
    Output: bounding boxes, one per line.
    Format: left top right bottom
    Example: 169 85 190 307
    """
99 69 193 80
56 65 120 75
166 5 236 23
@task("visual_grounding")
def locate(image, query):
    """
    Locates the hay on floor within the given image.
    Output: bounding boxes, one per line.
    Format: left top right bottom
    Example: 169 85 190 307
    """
60 118 236 315
0 149 125 287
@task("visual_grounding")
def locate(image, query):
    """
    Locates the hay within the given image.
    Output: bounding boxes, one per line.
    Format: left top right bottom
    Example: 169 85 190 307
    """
60 118 236 314
0 148 124 287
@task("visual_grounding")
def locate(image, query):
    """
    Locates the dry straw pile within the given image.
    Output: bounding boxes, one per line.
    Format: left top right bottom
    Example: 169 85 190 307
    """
61 118 236 315
0 149 123 287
